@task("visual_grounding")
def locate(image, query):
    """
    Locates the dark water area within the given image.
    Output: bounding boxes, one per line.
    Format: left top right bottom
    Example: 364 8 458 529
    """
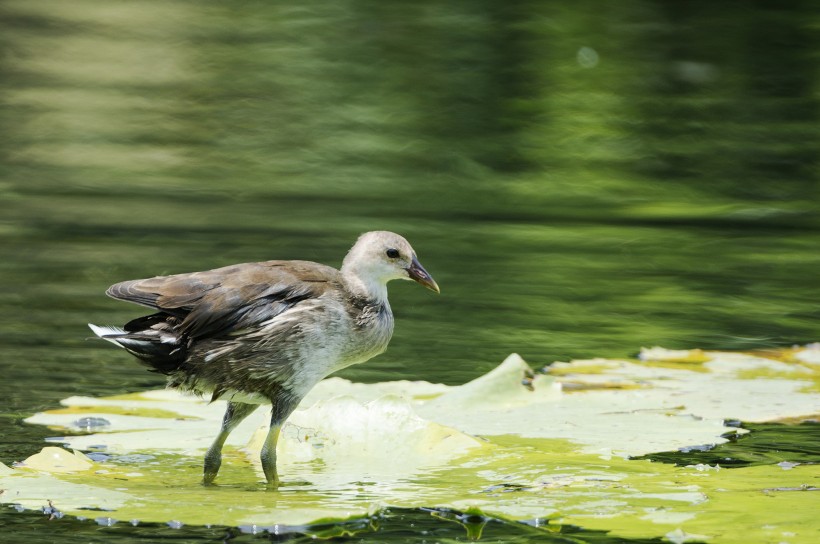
637 421 820 469
0 507 676 544
1 0 818 541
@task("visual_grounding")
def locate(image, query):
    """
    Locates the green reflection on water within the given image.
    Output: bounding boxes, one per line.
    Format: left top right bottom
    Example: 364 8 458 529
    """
637 421 820 468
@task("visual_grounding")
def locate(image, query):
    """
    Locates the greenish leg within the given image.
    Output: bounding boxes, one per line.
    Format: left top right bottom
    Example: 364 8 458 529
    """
203 401 258 485
260 390 302 489
260 423 282 488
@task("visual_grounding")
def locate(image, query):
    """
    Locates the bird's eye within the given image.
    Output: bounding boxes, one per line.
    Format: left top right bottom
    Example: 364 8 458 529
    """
386 248 400 259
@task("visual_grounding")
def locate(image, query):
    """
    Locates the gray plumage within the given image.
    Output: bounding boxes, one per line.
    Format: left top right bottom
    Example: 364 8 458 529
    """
89 231 439 487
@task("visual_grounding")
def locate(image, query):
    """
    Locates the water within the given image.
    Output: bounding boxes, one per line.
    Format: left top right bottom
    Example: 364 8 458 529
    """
637 421 820 468
1 0 818 541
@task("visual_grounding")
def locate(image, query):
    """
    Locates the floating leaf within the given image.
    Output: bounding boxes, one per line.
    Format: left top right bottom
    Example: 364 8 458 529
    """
639 347 710 364
2 348 819 542
18 447 93 473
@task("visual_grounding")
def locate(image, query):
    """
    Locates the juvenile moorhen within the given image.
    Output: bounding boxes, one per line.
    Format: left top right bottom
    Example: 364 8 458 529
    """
89 231 439 487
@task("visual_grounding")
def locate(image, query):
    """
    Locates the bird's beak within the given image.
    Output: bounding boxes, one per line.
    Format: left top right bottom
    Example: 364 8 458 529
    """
406 256 440 293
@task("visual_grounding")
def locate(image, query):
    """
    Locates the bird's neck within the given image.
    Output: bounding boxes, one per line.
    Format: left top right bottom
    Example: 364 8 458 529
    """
341 266 389 304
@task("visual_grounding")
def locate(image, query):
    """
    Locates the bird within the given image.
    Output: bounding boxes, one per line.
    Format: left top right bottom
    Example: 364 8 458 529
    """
88 231 439 487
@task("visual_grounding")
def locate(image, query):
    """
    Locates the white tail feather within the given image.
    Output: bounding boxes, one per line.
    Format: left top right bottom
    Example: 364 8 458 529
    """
88 323 126 347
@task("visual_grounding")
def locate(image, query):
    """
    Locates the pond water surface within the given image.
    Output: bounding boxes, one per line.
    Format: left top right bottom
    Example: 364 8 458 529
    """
1 1 818 542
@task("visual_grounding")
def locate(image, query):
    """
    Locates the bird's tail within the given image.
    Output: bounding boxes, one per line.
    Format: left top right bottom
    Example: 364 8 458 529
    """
88 324 128 344
88 322 185 374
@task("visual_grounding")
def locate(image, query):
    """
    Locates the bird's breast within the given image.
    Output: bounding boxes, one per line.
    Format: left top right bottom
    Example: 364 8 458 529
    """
342 301 393 364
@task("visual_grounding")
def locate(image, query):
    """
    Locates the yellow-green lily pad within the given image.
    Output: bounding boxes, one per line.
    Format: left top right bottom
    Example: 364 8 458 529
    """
2 348 818 542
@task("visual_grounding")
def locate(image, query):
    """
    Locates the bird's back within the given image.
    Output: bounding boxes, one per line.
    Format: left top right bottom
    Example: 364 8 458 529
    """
99 260 342 371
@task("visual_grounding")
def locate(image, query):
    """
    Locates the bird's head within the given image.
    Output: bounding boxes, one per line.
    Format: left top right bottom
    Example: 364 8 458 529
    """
342 231 440 296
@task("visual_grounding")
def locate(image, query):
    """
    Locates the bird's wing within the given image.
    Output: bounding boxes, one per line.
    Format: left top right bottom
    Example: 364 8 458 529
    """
106 261 340 339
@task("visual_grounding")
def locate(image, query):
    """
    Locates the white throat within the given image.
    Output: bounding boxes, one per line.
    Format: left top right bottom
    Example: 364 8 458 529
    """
341 266 390 302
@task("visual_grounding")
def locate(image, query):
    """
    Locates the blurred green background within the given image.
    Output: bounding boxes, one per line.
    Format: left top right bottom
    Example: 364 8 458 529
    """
0 0 818 540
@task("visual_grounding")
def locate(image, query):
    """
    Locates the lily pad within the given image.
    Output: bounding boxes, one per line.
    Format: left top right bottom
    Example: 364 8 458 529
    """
2 348 819 542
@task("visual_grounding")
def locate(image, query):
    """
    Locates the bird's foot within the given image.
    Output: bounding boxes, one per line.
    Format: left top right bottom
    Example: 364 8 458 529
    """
202 452 222 486
264 473 280 490
261 458 280 490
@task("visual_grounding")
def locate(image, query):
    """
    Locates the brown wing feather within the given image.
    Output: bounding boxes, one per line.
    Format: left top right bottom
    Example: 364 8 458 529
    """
107 260 341 339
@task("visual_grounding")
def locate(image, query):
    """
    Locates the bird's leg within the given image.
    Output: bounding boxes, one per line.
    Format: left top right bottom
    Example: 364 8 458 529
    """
203 401 258 485
260 391 301 489
260 421 282 488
